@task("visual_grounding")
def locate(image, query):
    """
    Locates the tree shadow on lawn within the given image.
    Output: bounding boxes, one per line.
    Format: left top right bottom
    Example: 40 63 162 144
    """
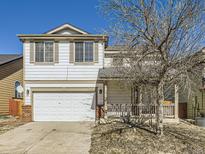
90 121 205 154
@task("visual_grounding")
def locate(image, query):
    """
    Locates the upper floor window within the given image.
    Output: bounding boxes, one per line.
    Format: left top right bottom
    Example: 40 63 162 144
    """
75 42 93 62
35 41 54 63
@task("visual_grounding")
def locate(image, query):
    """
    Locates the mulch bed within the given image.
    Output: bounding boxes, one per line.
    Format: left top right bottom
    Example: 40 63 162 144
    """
0 116 27 135
90 121 205 154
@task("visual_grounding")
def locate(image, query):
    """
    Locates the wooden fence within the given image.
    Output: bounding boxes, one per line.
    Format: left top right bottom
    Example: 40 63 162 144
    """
9 98 23 116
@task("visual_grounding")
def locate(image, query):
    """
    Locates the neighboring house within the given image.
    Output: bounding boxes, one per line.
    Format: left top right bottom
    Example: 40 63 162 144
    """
18 23 178 122
0 54 23 115
187 87 205 119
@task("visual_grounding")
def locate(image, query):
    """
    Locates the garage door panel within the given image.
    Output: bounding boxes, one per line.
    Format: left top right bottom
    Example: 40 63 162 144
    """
33 92 95 121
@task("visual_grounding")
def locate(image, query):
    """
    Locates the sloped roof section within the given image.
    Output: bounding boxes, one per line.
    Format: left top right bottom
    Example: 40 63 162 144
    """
45 23 89 35
105 45 127 51
0 54 23 66
98 67 125 78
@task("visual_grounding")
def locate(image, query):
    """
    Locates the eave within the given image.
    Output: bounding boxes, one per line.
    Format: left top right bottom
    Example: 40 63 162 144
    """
17 34 109 42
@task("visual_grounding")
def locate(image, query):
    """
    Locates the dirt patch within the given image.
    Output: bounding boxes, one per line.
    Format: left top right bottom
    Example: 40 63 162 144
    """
0 115 27 135
90 121 205 154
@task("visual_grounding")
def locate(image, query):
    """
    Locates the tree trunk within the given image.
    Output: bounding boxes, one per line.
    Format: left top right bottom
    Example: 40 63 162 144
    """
156 81 164 135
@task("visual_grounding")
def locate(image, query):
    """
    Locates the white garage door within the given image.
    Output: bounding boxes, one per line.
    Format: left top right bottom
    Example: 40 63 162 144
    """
33 92 95 121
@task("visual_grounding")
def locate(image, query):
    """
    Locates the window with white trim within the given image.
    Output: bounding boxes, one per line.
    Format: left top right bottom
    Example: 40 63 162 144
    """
75 42 93 62
35 41 54 62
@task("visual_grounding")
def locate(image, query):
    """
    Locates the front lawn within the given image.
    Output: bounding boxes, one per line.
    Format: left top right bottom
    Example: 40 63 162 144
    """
90 121 205 154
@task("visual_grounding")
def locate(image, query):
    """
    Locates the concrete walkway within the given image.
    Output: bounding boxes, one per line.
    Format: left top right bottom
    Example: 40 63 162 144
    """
0 122 93 154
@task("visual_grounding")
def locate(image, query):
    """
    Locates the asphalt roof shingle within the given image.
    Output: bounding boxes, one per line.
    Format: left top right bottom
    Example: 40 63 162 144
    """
0 54 23 65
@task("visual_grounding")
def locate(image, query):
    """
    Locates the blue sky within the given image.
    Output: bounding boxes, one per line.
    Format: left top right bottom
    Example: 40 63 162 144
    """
0 0 107 54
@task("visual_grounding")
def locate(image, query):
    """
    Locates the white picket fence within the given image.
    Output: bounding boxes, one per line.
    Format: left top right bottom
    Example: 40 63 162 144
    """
107 103 175 118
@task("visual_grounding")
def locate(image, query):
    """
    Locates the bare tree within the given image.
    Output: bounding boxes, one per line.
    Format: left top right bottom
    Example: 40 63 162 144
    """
99 0 205 134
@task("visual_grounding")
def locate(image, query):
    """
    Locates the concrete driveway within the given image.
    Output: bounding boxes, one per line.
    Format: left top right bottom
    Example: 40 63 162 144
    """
0 122 93 154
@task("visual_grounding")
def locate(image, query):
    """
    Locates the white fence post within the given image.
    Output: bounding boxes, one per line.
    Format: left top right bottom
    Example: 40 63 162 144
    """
159 103 163 135
175 84 179 119
104 82 108 119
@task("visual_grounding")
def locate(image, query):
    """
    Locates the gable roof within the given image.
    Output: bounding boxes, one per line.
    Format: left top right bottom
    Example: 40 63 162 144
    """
18 23 108 43
0 54 23 66
45 23 89 35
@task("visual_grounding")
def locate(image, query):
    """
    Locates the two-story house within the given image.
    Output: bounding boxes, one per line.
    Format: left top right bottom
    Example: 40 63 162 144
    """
18 23 177 122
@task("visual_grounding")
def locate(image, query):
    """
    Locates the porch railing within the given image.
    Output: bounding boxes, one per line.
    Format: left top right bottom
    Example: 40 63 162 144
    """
163 104 175 118
107 103 175 119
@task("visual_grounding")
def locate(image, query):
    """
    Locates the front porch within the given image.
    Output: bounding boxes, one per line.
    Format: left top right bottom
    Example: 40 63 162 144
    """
97 78 179 122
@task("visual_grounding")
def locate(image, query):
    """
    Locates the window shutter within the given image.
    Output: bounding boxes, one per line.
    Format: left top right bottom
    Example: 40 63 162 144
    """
30 41 35 63
54 41 59 63
69 41 74 63
94 42 99 63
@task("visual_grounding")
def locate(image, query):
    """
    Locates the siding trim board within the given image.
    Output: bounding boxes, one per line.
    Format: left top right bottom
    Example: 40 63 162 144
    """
31 87 96 92
18 35 108 43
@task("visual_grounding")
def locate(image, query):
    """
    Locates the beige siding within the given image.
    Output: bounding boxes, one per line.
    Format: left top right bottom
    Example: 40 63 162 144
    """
187 90 205 119
107 81 131 104
187 98 193 119
0 69 23 115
